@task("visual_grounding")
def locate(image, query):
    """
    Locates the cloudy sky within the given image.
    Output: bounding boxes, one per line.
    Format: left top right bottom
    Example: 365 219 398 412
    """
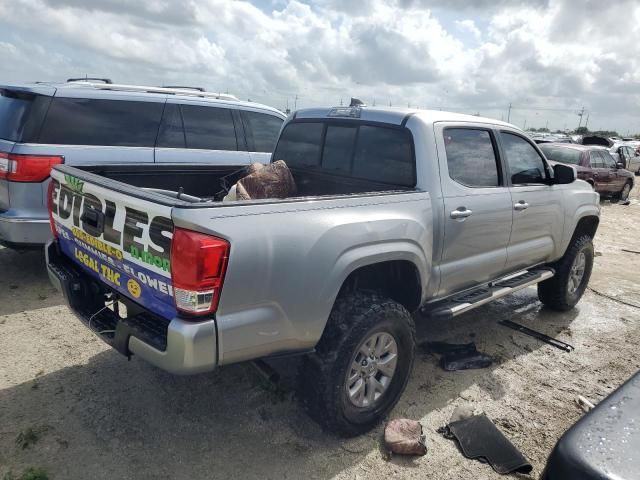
1 0 639 133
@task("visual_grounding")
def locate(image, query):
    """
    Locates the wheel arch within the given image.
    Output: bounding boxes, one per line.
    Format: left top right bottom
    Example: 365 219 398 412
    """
338 259 423 313
562 214 599 257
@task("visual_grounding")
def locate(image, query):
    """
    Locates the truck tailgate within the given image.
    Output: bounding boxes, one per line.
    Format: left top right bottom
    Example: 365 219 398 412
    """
50 168 176 320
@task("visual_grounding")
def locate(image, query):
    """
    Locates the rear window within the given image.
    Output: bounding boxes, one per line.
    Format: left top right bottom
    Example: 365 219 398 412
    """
0 90 50 142
540 145 582 165
273 122 323 167
39 98 164 147
273 121 415 187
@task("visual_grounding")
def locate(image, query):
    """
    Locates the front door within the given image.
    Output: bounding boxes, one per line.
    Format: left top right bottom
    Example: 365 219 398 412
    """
589 151 613 193
499 131 564 270
435 126 513 297
601 150 626 191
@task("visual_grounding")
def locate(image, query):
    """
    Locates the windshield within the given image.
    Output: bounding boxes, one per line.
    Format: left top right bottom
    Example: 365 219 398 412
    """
540 145 582 165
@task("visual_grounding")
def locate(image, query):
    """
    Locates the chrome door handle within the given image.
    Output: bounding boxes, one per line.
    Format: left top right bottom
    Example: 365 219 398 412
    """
514 201 529 211
450 208 473 219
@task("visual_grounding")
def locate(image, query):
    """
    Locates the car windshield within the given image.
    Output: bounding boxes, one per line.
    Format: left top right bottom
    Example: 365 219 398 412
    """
540 146 582 165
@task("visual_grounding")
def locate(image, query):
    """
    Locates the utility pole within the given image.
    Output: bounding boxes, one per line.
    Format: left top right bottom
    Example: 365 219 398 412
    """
577 106 585 129
545 120 549 130
523 119 527 131
507 103 512 123
294 94 298 110
585 112 590 129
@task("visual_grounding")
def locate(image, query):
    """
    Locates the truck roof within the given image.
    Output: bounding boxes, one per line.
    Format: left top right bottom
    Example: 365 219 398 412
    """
294 106 516 129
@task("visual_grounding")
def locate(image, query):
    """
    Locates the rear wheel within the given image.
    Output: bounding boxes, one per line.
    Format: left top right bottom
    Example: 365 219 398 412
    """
538 235 594 311
298 291 415 436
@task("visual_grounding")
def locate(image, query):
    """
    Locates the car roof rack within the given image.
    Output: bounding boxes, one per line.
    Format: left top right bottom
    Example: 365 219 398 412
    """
67 77 113 84
161 85 205 92
62 81 239 101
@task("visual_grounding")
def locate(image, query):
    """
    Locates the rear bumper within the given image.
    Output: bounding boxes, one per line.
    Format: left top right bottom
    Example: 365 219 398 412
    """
46 241 218 374
0 212 51 247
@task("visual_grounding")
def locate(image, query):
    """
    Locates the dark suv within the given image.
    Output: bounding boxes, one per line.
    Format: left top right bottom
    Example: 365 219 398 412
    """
0 79 285 248
539 143 634 201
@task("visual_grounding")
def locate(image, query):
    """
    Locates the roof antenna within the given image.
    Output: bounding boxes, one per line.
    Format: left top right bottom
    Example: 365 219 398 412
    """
350 97 365 107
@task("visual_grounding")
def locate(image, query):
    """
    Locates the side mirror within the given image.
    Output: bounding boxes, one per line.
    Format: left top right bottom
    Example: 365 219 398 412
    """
552 163 576 184
616 162 624 169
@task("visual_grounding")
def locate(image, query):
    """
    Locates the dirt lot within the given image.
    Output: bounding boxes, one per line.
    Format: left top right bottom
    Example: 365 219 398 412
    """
1 189 639 480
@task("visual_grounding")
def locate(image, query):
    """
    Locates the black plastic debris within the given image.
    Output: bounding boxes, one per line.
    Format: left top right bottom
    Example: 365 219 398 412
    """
439 408 532 475
498 320 574 352
424 342 493 371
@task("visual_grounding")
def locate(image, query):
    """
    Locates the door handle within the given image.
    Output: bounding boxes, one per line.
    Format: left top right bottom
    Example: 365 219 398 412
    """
450 208 473 219
514 201 529 211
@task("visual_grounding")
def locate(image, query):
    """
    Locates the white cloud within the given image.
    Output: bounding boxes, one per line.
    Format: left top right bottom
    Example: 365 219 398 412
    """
455 19 481 41
0 0 638 132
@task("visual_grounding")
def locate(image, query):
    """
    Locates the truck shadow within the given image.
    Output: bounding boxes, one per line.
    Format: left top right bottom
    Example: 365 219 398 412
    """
0 288 578 479
0 246 63 316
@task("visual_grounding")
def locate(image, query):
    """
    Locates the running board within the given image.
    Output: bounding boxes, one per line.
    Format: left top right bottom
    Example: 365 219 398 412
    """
425 268 555 320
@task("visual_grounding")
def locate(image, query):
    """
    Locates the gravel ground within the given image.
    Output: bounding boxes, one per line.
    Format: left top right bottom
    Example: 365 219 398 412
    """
1 187 639 480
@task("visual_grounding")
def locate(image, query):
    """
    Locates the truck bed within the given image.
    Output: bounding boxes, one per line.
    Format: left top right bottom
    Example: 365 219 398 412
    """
78 163 412 203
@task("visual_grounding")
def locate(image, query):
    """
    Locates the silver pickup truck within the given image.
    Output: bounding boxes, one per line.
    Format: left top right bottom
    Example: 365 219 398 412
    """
46 106 600 436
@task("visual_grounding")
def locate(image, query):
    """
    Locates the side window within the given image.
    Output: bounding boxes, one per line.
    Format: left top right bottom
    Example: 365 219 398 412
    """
322 125 357 173
39 98 164 147
589 151 603 168
273 122 323 168
601 151 616 168
242 111 283 153
352 125 415 186
443 128 500 187
180 105 237 151
156 103 185 148
500 132 547 185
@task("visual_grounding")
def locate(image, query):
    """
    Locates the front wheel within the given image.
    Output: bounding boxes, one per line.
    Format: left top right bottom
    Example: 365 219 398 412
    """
538 235 594 311
298 292 415 436
616 181 632 202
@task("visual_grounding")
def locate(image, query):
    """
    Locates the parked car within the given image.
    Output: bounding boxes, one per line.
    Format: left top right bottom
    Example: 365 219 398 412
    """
610 142 640 175
46 106 599 435
0 79 285 248
539 143 634 201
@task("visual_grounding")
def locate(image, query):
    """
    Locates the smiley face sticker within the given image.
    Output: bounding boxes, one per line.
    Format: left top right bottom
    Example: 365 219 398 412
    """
127 278 142 298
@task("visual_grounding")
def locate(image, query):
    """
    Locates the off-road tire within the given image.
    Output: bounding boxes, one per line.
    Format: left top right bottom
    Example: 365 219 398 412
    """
538 235 594 311
298 291 415 437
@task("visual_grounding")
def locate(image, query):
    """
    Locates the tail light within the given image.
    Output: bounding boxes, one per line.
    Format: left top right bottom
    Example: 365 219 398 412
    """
170 228 230 316
47 179 58 239
0 152 63 182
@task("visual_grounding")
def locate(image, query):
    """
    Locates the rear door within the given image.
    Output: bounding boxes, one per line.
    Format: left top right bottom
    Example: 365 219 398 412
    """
32 95 163 165
435 125 513 296
155 100 252 165
499 131 564 270
589 151 612 192
49 168 177 320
